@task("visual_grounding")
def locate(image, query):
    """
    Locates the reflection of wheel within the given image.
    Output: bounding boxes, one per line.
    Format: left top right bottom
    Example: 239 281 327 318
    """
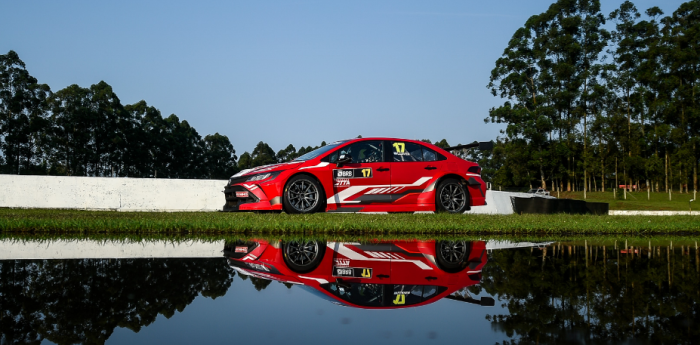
435 178 469 213
283 175 325 214
435 240 471 273
282 240 326 273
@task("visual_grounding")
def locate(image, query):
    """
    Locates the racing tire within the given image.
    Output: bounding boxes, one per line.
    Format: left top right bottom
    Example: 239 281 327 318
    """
435 240 472 273
283 175 325 214
435 178 469 213
282 240 326 273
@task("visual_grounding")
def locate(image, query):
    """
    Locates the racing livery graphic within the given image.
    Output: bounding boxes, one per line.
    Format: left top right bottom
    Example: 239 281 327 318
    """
223 137 489 213
223 239 494 309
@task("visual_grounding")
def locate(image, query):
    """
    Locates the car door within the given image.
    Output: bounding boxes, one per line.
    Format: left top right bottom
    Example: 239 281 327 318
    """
329 242 392 285
326 140 391 210
389 240 447 285
389 141 442 205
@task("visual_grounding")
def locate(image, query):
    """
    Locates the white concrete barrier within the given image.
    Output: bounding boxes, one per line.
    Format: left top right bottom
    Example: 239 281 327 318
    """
0 239 225 260
0 175 227 212
465 191 540 215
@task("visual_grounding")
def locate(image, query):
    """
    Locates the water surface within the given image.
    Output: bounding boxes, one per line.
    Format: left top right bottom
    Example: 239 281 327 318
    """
1 237 697 345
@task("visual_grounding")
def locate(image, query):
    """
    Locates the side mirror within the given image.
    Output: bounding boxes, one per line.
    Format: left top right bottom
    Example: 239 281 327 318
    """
337 154 351 167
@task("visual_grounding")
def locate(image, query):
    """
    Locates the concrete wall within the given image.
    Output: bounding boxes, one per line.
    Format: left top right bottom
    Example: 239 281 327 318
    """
465 191 536 215
0 175 227 212
0 239 225 260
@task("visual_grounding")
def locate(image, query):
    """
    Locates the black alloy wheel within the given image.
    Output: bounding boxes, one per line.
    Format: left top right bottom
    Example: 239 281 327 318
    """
436 178 469 213
282 240 326 273
283 175 325 214
435 240 471 273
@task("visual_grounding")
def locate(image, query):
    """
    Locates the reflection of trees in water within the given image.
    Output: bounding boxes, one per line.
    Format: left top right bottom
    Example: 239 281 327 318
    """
0 258 234 345
480 242 700 345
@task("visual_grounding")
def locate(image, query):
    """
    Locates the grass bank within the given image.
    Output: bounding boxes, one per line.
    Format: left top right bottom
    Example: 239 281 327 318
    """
2 232 697 248
0 208 698 234
555 190 697 211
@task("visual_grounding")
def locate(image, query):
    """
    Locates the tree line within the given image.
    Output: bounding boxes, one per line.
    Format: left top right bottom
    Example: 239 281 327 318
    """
484 0 700 194
0 51 240 179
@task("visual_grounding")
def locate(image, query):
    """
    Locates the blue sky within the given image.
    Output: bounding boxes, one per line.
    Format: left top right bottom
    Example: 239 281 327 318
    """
0 0 685 155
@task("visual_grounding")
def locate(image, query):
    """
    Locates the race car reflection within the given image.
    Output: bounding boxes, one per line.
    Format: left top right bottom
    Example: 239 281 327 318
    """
224 239 494 309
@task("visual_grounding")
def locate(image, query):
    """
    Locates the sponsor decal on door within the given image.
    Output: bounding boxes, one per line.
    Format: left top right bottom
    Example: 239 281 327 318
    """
333 168 372 179
332 267 372 278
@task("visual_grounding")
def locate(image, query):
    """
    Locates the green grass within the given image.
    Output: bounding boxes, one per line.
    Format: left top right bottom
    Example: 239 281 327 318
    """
1 208 698 234
555 190 698 211
1 232 697 248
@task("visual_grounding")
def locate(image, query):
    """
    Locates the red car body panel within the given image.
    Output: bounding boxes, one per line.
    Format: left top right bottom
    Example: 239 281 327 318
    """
224 239 488 309
223 137 487 213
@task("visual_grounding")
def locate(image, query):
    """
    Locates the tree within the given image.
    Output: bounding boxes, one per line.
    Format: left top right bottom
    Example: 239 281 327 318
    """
434 139 450 149
276 144 297 162
250 141 276 167
204 133 237 179
0 50 51 175
238 151 252 170
46 84 94 176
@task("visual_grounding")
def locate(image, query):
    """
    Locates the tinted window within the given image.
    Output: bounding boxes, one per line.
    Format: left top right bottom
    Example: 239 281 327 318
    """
392 141 424 162
392 285 441 306
323 283 385 307
423 148 437 162
331 140 384 164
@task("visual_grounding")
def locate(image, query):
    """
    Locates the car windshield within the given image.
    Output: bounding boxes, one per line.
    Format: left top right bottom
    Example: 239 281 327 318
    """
293 141 347 161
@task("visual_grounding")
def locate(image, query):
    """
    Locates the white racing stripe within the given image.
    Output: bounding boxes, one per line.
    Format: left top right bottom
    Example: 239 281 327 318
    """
299 162 330 170
299 276 329 284
327 177 431 204
328 242 433 270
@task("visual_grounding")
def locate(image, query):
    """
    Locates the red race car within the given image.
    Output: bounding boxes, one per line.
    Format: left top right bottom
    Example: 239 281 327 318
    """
224 239 494 309
223 137 489 213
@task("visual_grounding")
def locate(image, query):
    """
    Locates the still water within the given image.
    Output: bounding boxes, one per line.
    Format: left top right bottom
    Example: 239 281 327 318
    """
1 238 698 344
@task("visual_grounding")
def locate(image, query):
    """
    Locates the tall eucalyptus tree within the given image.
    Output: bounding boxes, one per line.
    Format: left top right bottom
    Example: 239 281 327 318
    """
0 50 51 174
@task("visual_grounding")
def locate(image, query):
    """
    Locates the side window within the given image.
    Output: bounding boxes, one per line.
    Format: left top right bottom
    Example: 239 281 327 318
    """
335 141 384 164
392 285 442 306
392 142 423 162
327 150 339 163
422 147 437 162
323 283 386 307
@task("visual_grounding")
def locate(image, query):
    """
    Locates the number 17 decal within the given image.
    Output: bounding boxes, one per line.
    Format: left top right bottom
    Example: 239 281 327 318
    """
362 168 371 177
393 294 405 305
393 142 405 153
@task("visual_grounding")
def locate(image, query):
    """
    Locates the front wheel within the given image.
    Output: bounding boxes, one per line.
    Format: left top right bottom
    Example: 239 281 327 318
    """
435 178 469 213
283 175 325 214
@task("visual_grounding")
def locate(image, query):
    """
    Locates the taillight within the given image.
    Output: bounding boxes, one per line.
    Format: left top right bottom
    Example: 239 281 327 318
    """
468 166 481 174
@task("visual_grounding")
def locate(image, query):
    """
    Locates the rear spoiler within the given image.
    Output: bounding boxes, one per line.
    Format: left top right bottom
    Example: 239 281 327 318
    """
445 141 494 152
445 295 496 307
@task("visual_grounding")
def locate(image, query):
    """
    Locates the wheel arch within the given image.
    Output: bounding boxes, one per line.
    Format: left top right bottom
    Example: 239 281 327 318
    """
285 171 328 203
433 173 473 212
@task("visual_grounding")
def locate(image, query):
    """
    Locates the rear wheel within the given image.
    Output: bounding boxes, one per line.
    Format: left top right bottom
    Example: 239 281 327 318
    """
282 240 326 273
283 175 325 214
435 240 471 273
435 178 469 213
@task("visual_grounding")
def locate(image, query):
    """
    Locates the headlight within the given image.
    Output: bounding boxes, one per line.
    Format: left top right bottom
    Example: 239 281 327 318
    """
247 173 271 181
246 171 281 182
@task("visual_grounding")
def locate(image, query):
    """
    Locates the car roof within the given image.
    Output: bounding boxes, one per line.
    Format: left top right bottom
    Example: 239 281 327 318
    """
339 137 443 148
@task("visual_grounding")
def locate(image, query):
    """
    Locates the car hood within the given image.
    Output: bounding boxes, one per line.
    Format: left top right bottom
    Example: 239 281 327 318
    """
231 161 304 178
